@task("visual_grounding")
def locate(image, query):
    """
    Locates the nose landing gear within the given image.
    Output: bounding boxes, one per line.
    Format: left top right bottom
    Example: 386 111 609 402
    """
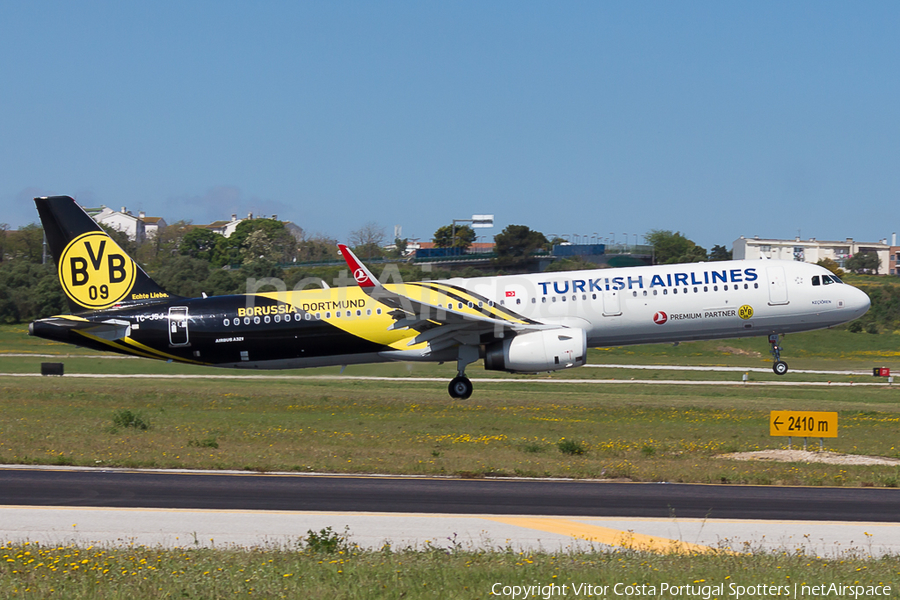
769 334 788 375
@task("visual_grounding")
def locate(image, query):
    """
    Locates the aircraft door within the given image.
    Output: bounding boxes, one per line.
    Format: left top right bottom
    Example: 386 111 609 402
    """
168 306 190 346
766 267 789 305
602 289 622 316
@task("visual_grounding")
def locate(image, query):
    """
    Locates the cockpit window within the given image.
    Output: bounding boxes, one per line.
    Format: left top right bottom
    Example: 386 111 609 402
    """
822 275 833 285
812 275 820 286
829 275 843 284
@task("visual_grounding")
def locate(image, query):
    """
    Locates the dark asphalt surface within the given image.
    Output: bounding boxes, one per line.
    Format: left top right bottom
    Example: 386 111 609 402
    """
2 468 899 522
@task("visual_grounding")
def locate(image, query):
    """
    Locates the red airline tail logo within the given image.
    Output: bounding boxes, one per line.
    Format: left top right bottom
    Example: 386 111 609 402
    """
653 311 668 325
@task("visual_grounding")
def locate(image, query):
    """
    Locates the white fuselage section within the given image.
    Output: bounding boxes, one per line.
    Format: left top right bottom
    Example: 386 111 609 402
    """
449 259 869 347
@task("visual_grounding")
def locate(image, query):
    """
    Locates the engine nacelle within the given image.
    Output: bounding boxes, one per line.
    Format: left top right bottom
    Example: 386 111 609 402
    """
484 328 587 373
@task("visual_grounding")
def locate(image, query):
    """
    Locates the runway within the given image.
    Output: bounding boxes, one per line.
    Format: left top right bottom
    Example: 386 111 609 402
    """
2 467 899 555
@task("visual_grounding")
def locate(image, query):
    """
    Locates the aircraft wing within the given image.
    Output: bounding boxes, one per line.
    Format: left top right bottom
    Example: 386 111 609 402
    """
337 244 552 353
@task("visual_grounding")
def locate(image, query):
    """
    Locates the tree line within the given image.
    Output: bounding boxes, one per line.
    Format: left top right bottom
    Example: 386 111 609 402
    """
0 219 886 329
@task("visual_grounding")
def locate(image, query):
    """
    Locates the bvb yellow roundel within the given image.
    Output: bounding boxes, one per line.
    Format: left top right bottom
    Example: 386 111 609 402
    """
738 304 754 320
58 232 136 309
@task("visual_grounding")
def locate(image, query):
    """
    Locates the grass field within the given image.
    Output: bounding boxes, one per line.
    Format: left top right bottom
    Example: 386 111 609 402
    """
2 324 900 486
3 538 898 600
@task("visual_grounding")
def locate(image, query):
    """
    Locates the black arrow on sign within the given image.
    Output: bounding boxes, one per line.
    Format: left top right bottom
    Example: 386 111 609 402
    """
772 416 783 431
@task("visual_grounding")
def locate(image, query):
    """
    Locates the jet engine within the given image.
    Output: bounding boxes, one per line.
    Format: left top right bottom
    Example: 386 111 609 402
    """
483 328 587 373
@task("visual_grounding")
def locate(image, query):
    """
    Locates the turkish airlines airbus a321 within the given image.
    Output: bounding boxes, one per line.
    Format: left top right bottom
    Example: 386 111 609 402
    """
30 196 870 398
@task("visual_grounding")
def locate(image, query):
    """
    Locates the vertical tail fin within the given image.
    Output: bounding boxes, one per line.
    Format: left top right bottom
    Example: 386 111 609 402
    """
35 196 177 312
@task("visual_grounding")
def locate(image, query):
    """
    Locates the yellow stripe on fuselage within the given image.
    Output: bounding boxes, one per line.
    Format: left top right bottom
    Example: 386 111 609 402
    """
256 287 420 350
256 283 524 350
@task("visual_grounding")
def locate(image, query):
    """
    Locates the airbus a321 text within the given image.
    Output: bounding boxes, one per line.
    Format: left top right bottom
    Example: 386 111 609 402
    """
30 196 871 398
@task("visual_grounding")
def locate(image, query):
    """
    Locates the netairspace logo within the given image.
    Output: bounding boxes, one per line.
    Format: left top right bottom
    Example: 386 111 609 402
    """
489 581 892 599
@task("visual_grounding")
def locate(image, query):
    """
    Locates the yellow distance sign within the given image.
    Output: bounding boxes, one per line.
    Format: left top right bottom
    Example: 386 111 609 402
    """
770 411 838 438
58 232 136 309
738 304 754 320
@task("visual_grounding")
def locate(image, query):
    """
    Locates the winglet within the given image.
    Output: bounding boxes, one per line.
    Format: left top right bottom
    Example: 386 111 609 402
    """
337 244 379 290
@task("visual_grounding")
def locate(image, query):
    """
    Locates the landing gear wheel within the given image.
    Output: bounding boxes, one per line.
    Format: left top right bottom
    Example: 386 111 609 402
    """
773 361 788 376
448 376 473 399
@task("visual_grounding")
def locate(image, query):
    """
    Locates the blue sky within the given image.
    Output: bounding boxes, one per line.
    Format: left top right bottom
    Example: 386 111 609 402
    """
2 2 898 250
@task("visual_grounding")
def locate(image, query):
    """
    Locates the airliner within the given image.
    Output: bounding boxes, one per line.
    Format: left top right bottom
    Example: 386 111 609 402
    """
29 196 870 398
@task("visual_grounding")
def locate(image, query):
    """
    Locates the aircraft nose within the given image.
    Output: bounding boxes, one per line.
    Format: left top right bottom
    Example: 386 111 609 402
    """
848 285 871 318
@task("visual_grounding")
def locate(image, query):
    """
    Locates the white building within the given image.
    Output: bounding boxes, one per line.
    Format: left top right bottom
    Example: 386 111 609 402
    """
90 206 146 243
86 205 167 243
140 215 167 238
203 214 245 238
733 236 890 273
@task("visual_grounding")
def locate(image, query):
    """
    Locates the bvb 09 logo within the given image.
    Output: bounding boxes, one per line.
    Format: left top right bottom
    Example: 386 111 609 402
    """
58 232 136 309
738 304 754 320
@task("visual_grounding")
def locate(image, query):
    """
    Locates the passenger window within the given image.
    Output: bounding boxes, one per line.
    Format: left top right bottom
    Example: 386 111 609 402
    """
517 298 522 305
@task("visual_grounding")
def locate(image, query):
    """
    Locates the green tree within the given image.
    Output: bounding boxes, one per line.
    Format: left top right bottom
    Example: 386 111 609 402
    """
179 228 223 261
433 225 476 249
646 230 707 264
7 223 44 263
845 252 880 275
204 269 244 296
150 255 211 298
816 258 846 278
494 225 548 259
707 245 732 261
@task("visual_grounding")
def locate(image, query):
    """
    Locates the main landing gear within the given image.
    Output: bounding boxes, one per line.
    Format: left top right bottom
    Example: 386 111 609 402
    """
448 344 478 399
448 375 473 399
769 334 788 375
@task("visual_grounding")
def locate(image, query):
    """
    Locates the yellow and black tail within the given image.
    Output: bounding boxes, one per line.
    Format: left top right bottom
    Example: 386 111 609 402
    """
35 195 176 312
